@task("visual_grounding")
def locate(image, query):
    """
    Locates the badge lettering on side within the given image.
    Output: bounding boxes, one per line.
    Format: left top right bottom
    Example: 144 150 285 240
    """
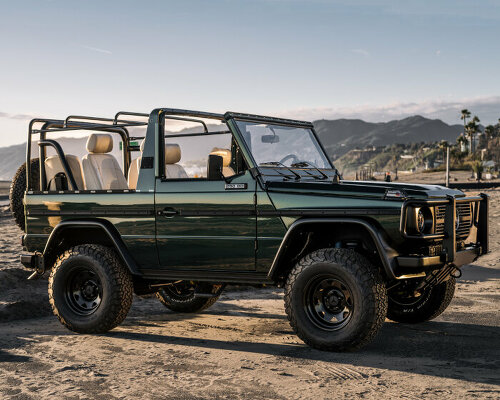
225 183 247 190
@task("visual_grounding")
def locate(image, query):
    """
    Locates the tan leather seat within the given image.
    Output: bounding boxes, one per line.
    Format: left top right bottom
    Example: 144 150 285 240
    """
209 148 235 177
165 143 188 179
127 139 145 190
45 154 85 190
82 134 128 190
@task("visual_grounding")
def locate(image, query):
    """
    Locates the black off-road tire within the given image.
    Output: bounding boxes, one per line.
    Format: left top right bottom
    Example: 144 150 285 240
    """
156 282 223 313
284 248 388 352
387 277 456 324
48 244 133 333
9 159 40 231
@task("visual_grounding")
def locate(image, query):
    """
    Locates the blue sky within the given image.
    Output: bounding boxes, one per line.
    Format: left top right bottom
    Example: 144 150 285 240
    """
1 0 499 146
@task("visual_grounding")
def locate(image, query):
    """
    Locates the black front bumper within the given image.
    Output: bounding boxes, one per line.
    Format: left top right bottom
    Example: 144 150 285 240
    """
397 246 481 268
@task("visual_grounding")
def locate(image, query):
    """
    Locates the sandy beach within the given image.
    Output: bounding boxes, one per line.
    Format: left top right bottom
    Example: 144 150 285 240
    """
0 190 498 399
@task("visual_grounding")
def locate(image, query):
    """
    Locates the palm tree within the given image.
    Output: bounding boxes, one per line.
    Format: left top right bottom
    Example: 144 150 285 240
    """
485 125 495 146
465 116 480 154
460 109 471 130
472 115 480 152
456 135 468 153
460 109 471 152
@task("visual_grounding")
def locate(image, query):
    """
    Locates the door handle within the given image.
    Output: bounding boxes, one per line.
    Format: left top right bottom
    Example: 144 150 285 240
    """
159 207 178 217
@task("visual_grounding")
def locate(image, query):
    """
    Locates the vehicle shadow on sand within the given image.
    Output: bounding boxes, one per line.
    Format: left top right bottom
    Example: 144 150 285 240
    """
0 314 498 385
106 320 500 386
460 264 500 282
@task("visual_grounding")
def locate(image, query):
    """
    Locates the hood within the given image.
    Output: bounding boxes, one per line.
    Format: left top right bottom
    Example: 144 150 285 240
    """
265 179 464 200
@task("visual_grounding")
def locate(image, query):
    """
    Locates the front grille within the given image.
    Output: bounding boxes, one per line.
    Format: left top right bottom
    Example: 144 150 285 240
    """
434 202 473 240
435 206 446 235
456 202 473 239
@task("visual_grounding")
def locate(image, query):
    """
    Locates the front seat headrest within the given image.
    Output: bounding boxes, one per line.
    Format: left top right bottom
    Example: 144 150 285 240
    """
87 133 113 154
165 143 181 164
210 148 231 167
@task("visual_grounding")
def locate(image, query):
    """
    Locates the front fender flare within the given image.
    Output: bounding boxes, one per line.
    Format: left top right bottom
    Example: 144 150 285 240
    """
267 218 400 281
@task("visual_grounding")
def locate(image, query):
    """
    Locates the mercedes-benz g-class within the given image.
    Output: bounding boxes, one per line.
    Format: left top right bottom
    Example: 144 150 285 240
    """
12 109 488 351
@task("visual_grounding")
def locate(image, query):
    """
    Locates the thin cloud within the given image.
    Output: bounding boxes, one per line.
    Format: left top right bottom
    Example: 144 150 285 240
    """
0 112 38 121
350 48 370 57
82 45 112 55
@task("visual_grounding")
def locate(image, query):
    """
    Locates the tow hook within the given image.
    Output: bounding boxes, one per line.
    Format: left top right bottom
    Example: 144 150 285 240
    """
20 252 45 280
451 267 462 279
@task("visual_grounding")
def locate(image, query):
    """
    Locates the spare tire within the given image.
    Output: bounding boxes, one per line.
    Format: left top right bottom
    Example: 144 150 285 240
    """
10 159 40 231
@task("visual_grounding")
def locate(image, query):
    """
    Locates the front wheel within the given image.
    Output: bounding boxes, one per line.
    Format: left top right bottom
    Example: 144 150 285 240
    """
387 277 456 323
156 281 223 313
48 245 133 333
284 248 387 352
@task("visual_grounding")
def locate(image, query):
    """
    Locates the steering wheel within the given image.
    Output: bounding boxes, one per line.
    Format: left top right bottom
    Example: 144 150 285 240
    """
279 154 299 165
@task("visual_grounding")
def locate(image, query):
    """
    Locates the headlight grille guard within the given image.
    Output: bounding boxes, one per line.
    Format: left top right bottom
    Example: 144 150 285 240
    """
399 194 489 263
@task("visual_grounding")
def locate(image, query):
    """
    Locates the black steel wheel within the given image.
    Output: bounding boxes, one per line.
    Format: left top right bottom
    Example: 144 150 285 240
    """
387 277 456 323
156 281 223 313
49 244 133 333
304 276 354 331
161 281 196 302
64 267 103 316
285 248 387 352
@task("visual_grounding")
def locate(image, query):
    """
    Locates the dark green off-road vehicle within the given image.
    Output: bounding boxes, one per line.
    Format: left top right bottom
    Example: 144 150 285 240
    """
12 109 489 351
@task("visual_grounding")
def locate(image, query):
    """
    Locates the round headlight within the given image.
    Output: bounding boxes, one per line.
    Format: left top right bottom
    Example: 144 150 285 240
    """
415 207 433 234
417 209 426 233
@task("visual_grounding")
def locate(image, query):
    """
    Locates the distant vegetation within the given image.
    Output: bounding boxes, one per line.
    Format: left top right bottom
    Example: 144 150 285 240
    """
332 111 500 178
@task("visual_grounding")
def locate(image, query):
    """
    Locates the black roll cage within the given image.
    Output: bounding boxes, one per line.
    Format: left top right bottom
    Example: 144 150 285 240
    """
27 115 150 191
26 108 319 191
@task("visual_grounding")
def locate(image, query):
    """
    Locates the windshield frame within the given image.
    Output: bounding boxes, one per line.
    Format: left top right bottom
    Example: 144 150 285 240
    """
228 115 334 171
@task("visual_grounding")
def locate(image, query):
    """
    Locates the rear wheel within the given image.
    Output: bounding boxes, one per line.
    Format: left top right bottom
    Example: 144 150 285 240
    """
387 278 456 323
156 281 223 313
48 244 133 333
284 248 387 352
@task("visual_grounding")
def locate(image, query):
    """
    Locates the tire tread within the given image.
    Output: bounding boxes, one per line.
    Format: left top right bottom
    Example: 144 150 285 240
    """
387 278 456 323
48 244 133 333
284 248 387 351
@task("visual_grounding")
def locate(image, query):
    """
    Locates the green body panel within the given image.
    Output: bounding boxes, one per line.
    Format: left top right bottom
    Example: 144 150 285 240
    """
24 193 157 267
268 190 402 243
155 171 256 270
256 189 286 273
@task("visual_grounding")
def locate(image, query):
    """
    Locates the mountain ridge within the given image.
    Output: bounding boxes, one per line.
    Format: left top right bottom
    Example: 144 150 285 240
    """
314 115 463 160
0 115 464 180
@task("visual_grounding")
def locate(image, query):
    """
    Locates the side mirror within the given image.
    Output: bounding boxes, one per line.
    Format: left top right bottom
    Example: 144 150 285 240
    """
207 154 224 180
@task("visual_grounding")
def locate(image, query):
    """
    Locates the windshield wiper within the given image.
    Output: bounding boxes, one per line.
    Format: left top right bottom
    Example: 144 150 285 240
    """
259 161 301 180
291 161 329 180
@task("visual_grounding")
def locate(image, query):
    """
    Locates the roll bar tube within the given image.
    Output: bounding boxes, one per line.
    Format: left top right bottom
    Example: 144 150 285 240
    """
27 117 144 191
38 139 78 190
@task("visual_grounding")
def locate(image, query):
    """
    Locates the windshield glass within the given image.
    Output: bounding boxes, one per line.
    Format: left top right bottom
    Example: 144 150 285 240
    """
235 121 331 169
